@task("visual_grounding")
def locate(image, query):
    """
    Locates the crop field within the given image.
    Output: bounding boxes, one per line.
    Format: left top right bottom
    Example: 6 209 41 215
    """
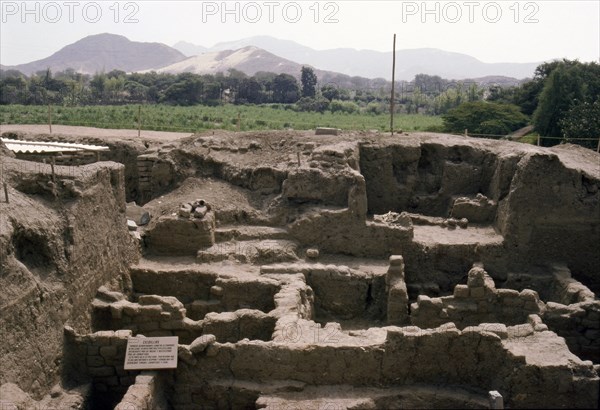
0 104 443 133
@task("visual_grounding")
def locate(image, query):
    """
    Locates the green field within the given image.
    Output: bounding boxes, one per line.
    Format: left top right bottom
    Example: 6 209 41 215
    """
0 104 443 133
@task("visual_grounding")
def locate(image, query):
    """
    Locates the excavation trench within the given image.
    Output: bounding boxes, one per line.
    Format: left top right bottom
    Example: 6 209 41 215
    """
1 131 599 409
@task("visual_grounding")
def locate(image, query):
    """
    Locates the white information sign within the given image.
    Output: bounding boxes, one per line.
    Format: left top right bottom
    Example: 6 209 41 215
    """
124 336 178 370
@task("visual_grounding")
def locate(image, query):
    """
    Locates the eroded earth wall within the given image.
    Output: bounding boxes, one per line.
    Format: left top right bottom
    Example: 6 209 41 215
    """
0 157 138 398
359 135 600 292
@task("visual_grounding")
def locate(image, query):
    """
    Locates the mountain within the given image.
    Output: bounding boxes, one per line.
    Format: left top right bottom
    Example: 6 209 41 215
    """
6 33 187 76
149 46 379 88
176 35 540 81
173 41 209 57
151 46 304 77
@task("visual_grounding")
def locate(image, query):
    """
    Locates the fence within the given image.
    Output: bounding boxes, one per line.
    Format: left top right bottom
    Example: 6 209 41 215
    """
461 129 600 153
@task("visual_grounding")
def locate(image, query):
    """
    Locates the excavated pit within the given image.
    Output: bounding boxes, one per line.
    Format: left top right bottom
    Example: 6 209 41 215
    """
1 130 599 409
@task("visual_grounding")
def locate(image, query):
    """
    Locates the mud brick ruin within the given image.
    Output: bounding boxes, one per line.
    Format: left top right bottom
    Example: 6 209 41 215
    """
0 130 599 409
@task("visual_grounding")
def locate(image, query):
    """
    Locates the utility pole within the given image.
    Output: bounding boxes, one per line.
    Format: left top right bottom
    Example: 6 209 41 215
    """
390 34 397 136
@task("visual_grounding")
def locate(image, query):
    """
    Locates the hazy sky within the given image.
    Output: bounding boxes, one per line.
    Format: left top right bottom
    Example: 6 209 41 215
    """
1 0 599 66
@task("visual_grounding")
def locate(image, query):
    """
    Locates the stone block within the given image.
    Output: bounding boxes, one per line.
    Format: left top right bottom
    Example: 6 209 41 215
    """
189 335 217 354
467 267 487 288
519 289 539 303
179 203 192 218
99 345 117 359
127 220 138 231
489 390 504 409
498 288 519 299
135 373 156 385
92 331 115 346
527 314 543 326
86 355 105 367
210 286 224 297
389 255 404 266
110 305 123 320
502 297 523 307
470 287 485 299
508 324 534 338
480 323 508 339
315 127 341 135
454 285 469 298
306 248 319 259
417 295 432 305
178 345 197 365
123 304 141 316
139 305 163 318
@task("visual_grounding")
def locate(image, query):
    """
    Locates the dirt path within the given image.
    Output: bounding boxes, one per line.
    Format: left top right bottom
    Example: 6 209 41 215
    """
0 124 193 143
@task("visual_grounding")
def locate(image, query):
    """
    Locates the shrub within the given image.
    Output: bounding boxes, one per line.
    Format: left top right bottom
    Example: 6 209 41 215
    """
330 100 359 114
442 101 528 137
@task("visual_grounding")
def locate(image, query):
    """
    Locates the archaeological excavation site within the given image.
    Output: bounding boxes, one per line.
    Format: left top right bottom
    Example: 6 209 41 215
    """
0 129 599 409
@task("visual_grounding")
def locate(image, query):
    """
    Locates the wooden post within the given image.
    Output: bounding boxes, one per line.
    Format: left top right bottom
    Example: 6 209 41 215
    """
237 112 241 132
48 105 52 134
465 129 468 137
390 34 397 136
138 105 142 137
3 182 8 204
537 135 541 146
297 152 301 167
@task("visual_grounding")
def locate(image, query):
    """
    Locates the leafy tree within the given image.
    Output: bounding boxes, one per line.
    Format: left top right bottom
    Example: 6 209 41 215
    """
330 100 359 114
321 84 340 101
442 101 528 136
414 74 446 95
90 73 107 102
0 74 28 104
237 78 263 104
295 97 330 113
161 77 204 105
513 59 581 116
533 61 600 145
560 100 600 149
300 66 317 98
272 74 299 103
124 81 148 103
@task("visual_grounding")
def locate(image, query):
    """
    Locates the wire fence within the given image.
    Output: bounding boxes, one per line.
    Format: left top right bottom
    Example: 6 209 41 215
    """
458 129 600 152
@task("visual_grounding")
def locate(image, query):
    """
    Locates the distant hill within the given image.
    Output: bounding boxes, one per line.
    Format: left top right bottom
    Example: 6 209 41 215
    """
6 33 187 76
175 35 540 81
152 46 304 77
149 45 388 89
173 41 209 57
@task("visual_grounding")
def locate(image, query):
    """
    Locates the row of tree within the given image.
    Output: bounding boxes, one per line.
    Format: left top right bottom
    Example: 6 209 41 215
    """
2 60 597 148
0 68 305 106
0 66 489 115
